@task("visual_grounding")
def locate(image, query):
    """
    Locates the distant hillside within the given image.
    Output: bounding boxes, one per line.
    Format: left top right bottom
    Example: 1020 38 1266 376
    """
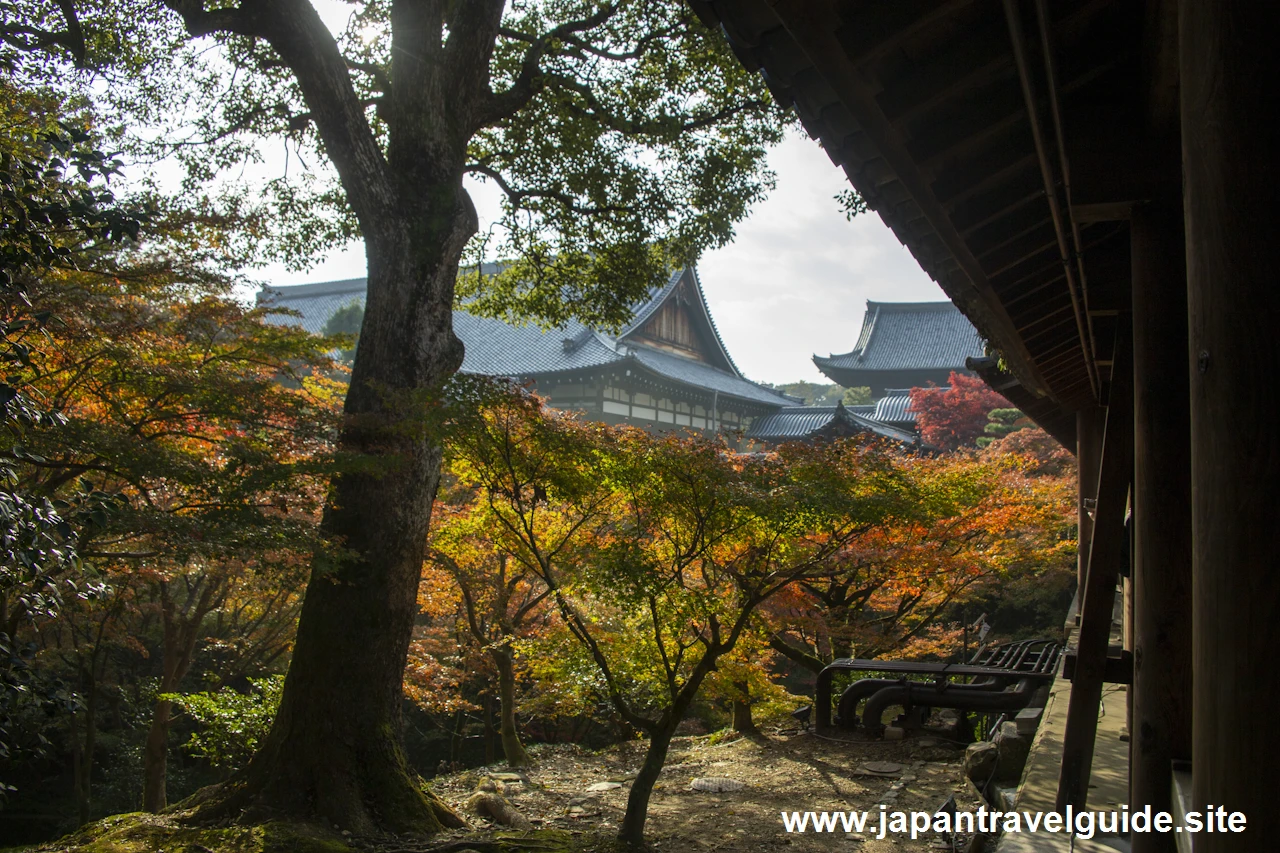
766 381 872 406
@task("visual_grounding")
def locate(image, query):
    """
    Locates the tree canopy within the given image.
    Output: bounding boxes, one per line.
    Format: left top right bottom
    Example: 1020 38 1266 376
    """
0 1 794 833
908 371 1015 450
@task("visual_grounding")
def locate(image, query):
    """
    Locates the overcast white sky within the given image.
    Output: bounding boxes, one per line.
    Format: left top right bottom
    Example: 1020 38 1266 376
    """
260 130 945 386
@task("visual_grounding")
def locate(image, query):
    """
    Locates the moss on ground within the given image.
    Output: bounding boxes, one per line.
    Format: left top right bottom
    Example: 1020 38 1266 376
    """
22 815 607 853
25 814 354 853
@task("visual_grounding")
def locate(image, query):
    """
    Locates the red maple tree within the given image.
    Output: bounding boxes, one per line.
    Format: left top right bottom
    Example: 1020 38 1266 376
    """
909 371 1012 449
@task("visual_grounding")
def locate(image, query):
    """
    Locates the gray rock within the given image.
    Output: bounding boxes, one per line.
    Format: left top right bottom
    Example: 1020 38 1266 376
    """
993 721 1031 782
964 740 999 783
690 776 745 793
862 761 904 775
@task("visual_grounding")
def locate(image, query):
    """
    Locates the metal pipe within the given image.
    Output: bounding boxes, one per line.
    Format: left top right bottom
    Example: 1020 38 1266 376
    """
862 678 1040 735
1002 0 1099 400
837 676 1007 729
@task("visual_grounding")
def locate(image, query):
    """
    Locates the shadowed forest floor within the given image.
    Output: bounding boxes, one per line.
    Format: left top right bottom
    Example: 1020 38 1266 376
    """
12 730 985 853
428 729 986 851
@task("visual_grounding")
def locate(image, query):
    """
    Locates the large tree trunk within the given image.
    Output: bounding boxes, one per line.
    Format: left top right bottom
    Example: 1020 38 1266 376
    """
161 0 503 835
492 648 531 767
731 680 757 735
142 696 174 812
202 185 475 834
619 721 678 847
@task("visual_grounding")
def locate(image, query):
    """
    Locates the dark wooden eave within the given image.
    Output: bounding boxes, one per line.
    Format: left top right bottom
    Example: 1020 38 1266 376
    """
693 0 1168 442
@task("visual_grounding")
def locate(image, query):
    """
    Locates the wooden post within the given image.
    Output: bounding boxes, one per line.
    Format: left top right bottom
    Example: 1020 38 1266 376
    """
1180 3 1280 849
1057 328 1132 812
1128 200 1192 853
1076 407 1104 596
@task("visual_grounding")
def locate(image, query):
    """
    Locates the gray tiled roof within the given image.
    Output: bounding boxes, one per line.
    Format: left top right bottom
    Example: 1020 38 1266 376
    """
259 278 368 336
629 346 793 407
746 404 917 443
451 311 621 375
257 271 792 407
746 406 844 439
873 391 917 424
846 411 919 443
871 386 959 425
814 301 984 372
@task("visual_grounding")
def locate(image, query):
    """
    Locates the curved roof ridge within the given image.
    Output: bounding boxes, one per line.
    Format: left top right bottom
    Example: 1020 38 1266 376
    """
855 301 881 362
865 300 963 311
688 267 744 378
625 347 794 407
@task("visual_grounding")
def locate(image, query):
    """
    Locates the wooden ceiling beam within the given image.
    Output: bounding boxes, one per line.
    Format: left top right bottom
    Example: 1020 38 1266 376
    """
913 97 1026 173
878 26 1014 124
913 54 1122 177
1003 272 1067 309
982 231 1059 279
839 0 982 68
938 152 1039 208
959 193 1046 241
993 255 1063 293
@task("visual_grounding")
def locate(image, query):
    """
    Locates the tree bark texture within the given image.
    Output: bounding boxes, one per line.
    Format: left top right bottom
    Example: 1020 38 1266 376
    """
143 698 174 813
619 722 678 847
493 649 531 768
166 0 502 833
731 680 756 735
213 196 474 832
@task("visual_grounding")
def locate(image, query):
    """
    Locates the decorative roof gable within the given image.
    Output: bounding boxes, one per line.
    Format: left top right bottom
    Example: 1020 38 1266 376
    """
617 268 739 375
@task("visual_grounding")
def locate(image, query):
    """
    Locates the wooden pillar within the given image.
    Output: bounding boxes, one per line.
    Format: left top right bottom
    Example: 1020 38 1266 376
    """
1057 329 1132 812
1128 200 1192 853
1076 407 1105 594
1180 3 1280 849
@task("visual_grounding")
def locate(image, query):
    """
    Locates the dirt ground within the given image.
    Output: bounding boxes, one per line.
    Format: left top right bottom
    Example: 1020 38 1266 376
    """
429 728 987 852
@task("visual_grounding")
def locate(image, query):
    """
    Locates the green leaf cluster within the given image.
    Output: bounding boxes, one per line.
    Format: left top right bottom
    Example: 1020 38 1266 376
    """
163 675 283 771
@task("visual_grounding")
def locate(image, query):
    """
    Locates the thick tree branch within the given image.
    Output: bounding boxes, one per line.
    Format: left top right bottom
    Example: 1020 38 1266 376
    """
545 72 772 137
556 18 688 62
465 163 637 217
442 0 505 113
162 0 395 225
0 0 83 63
159 0 262 39
344 57 391 95
768 634 828 675
477 3 622 128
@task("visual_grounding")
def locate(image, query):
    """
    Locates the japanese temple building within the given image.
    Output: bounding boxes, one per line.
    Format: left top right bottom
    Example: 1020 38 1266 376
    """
692 1 1279 851
744 400 916 446
813 300 985 395
258 269 916 446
